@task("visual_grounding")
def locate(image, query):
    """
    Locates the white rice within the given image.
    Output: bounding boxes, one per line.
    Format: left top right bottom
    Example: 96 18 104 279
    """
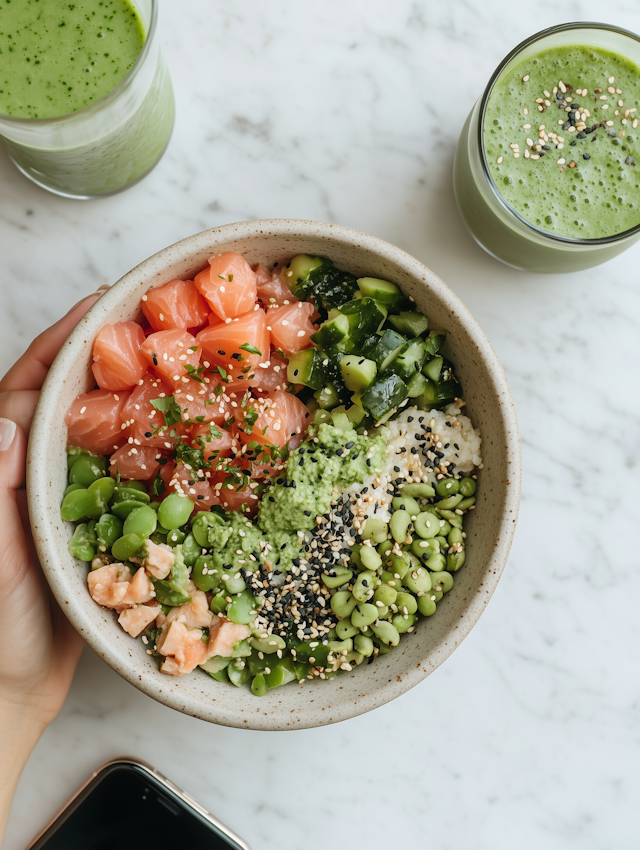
341 404 482 525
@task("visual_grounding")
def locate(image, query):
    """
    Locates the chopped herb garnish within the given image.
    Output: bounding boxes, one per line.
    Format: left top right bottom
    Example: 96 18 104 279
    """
184 363 206 383
150 396 182 428
240 342 261 356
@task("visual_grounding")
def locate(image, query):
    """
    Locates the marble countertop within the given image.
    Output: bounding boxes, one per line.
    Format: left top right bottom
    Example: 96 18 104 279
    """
2 1 640 848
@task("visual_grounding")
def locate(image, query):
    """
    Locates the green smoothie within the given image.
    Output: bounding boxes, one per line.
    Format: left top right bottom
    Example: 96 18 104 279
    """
484 45 640 239
0 0 145 119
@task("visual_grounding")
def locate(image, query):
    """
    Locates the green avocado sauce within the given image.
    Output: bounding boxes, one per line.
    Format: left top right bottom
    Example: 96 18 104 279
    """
0 0 145 119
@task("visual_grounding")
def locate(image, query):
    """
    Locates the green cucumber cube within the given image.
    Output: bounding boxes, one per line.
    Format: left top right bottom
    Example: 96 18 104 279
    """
366 328 407 370
388 311 430 337
424 329 447 356
360 373 408 421
311 313 350 351
287 348 326 389
339 355 377 392
387 338 428 381
422 355 444 382
356 277 401 306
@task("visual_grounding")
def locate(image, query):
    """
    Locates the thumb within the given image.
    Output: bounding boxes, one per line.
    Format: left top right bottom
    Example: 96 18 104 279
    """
0 417 24 489
0 419 32 591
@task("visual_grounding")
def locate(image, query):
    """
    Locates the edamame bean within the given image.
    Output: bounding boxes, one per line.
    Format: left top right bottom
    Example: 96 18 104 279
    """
436 478 460 498
111 499 149 520
191 510 228 547
223 571 246 595
158 493 193 530
351 603 378 628
227 590 257 625
180 533 201 568
436 493 464 511
373 585 397 607
166 528 186 546
459 477 476 497
401 483 435 499
390 509 411 544
417 595 437 616
210 590 228 614
385 553 409 579
64 483 84 496
227 659 251 687
123 505 157 539
380 571 400 589
322 567 353 589
113 486 150 504
331 591 358 619
436 509 461 529
375 604 389 618
412 538 438 562
353 571 376 603
392 613 417 633
336 618 359 640
371 620 400 647
395 592 418 615
447 550 466 572
349 544 363 569
392 496 420 516
69 454 107 487
121 480 147 493
360 546 382 571
95 513 123 550
430 571 454 593
89 476 116 511
361 517 388 544
328 638 353 653
425 552 446 572
251 674 267 696
111 533 145 562
376 642 393 655
192 556 221 592
264 658 297 690
354 634 374 657
435 535 448 549
457 496 476 511
448 527 463 546
68 522 97 561
377 539 394 557
67 446 89 470
404 565 432 595
60 488 100 522
413 511 440 539
249 633 286 654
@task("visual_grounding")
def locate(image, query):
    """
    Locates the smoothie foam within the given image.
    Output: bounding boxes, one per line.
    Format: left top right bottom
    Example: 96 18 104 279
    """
484 45 640 240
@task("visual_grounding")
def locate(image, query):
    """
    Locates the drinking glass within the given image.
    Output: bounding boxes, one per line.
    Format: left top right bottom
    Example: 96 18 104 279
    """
0 0 174 199
453 23 640 273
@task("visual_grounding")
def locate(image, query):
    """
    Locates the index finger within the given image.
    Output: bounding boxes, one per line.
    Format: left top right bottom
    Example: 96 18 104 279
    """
0 292 104 394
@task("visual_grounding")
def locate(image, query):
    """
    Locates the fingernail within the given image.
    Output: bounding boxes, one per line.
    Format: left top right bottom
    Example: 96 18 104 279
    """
0 418 17 452
67 285 111 314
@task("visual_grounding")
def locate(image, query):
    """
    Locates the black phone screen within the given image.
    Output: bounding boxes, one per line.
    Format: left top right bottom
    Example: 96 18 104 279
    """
30 762 244 850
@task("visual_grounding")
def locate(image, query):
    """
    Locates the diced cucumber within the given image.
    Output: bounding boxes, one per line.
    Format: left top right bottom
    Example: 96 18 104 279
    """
415 378 460 410
339 297 387 349
311 313 350 352
331 410 352 431
312 409 333 425
287 348 326 389
287 255 326 290
293 256 358 310
422 355 444 382
314 384 340 409
387 338 427 381
360 334 382 357
388 311 430 337
339 355 377 392
406 372 429 398
366 328 407 370
356 277 401 306
200 656 232 675
424 329 447 356
360 373 408 421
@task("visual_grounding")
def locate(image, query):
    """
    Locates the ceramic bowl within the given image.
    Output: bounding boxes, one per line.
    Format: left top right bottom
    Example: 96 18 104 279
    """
27 219 521 730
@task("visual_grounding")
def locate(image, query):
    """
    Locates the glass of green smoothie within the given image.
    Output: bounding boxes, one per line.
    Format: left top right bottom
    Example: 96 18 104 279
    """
0 0 174 199
454 23 640 273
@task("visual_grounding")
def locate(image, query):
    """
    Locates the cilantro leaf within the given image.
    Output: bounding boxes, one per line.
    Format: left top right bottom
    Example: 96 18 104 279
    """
150 396 182 428
184 364 205 384
240 343 261 356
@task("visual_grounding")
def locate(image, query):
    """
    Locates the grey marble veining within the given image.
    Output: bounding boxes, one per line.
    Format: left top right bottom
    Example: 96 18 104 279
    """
2 1 640 848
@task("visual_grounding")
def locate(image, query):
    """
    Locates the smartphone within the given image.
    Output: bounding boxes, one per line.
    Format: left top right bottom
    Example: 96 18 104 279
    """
26 757 251 850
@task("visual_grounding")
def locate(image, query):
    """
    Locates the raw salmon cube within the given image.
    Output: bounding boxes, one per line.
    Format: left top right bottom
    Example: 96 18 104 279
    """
118 603 158 637
142 279 209 332
158 621 208 675
164 590 212 629
92 322 148 391
251 352 289 393
238 390 310 449
207 617 251 658
268 302 317 353
66 388 130 456
254 264 297 307
140 329 200 386
141 539 174 580
194 252 257 321
197 308 269 387
122 567 155 606
87 563 134 609
109 444 160 480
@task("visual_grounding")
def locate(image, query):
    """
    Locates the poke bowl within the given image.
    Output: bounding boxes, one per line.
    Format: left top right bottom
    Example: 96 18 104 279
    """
27 219 521 730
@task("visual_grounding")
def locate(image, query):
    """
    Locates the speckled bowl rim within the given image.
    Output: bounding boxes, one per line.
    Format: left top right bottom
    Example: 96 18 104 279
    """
27 219 521 730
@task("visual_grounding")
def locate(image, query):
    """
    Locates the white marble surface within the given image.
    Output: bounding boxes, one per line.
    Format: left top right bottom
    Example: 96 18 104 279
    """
2 0 640 847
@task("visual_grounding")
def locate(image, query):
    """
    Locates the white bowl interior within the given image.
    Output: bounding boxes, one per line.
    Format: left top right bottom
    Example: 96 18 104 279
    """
27 220 521 730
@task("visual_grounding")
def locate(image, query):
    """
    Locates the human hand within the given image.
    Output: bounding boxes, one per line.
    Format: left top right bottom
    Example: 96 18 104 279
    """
0 291 106 840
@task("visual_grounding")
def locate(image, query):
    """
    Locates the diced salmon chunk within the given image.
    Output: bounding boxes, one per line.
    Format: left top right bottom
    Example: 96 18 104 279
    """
141 539 174 580
163 590 212 630
157 621 208 675
140 329 200 386
87 564 154 610
206 617 251 658
92 322 148 391
66 388 130 456
109 444 160 481
142 279 209 332
194 252 257 321
118 604 158 637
